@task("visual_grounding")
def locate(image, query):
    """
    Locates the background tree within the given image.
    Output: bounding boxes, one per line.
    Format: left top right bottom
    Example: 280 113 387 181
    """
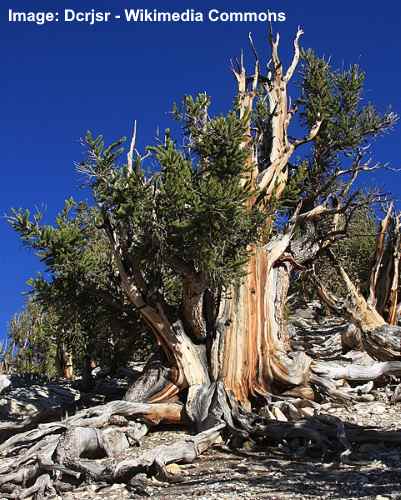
9 199 154 380
312 201 401 358
295 201 378 303
8 299 59 379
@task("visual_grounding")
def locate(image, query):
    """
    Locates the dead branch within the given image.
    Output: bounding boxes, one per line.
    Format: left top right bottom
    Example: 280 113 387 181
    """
368 203 394 307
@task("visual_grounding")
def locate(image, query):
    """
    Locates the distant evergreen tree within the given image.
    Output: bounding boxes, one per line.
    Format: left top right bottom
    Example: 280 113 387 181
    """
8 200 153 377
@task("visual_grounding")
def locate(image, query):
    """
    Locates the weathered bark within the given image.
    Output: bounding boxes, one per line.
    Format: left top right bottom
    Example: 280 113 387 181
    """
366 205 401 326
384 214 401 324
368 203 393 309
124 348 178 403
329 251 386 332
97 28 327 415
211 243 312 404
114 423 225 481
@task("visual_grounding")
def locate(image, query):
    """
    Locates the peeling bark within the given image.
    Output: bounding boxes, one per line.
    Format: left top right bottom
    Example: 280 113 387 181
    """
213 243 312 404
368 203 393 309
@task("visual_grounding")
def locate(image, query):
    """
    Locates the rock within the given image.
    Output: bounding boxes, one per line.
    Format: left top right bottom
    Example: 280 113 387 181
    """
0 375 11 394
109 483 125 490
356 394 375 402
166 463 181 475
272 406 288 422
299 407 315 418
369 402 386 414
0 383 80 419
320 402 331 410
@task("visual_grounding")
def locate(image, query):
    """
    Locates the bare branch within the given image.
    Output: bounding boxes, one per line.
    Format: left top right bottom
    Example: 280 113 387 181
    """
292 117 322 147
327 249 386 332
248 32 259 65
268 28 281 72
387 214 401 325
310 265 345 314
127 120 137 175
368 203 394 307
285 26 304 82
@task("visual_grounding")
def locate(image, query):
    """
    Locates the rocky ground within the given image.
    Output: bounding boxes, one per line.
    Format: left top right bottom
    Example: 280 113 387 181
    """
35 392 401 500
2 313 401 500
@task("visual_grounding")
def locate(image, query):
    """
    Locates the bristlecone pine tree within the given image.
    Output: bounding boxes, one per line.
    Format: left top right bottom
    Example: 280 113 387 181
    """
4 28 401 495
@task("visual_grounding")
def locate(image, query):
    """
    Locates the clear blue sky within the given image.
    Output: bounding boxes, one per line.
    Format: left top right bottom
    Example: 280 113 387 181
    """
1 0 401 341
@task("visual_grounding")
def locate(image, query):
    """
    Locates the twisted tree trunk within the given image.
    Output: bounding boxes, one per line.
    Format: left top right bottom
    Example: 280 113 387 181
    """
123 28 325 414
124 230 323 418
212 245 311 404
314 207 401 362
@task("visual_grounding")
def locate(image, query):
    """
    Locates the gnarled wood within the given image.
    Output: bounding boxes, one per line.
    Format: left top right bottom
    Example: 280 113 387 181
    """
368 203 393 308
213 242 312 404
114 423 225 481
385 214 401 324
313 359 401 381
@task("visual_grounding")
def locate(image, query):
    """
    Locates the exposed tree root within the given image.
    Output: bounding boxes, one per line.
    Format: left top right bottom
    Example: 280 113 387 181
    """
114 423 225 482
0 406 70 444
362 325 401 361
3 374 401 499
3 318 401 498
313 359 401 381
67 400 185 427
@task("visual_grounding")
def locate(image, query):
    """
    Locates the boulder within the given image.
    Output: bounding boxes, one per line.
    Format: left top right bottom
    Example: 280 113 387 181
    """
0 383 80 419
0 375 11 394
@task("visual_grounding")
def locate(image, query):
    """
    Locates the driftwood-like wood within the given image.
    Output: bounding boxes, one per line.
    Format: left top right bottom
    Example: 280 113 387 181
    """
114 423 225 481
368 203 394 309
386 214 401 325
362 325 401 361
124 348 179 403
313 359 401 381
67 400 185 427
0 408 225 497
